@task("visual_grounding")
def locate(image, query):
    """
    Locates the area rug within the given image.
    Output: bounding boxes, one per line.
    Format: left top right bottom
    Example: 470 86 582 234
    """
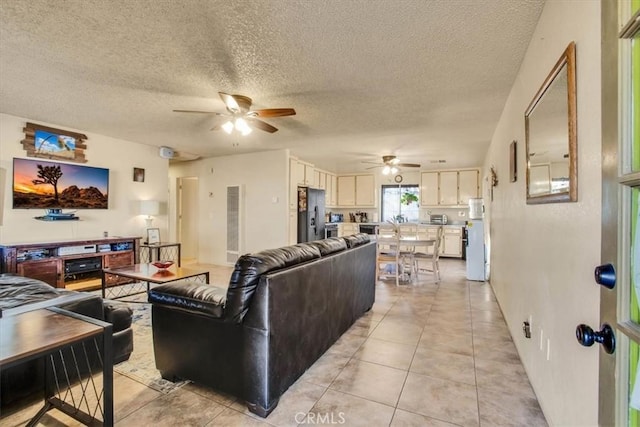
107 290 190 394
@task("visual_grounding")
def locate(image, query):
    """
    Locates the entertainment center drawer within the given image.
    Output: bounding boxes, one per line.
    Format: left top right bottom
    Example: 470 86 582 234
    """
105 252 133 268
17 258 61 288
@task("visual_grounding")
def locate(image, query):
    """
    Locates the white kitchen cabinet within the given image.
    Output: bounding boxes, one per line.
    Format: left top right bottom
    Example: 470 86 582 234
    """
325 173 337 207
420 172 439 206
338 223 359 237
337 174 375 207
330 174 337 206
314 170 326 190
304 164 316 187
337 176 356 206
291 158 306 186
441 227 463 258
439 171 458 205
355 174 375 206
420 168 481 207
458 169 480 205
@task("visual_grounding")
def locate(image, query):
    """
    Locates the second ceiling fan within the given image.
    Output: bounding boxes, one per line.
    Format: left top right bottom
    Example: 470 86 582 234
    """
174 92 296 134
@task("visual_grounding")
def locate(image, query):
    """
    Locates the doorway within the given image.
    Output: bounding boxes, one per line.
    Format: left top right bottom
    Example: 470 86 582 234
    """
177 177 199 263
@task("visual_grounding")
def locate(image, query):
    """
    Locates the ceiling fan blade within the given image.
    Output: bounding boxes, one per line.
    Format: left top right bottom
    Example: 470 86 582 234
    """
365 165 383 170
219 92 241 113
362 161 383 165
173 109 224 115
247 118 278 133
252 108 296 118
396 163 421 168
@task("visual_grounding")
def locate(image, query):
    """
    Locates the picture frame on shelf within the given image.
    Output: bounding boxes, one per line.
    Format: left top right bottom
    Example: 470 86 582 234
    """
147 228 160 244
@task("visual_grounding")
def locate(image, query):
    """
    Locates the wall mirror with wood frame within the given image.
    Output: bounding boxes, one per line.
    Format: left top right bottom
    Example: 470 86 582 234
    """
525 41 577 204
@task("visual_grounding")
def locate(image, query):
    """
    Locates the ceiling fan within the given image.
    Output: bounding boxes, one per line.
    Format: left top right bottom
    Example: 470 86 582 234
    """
364 155 421 174
174 92 296 135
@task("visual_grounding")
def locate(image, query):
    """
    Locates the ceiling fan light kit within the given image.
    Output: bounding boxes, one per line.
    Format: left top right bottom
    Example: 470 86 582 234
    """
365 155 421 174
174 92 295 136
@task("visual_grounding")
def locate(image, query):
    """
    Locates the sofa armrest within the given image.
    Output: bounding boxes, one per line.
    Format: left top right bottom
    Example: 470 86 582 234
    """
149 282 227 318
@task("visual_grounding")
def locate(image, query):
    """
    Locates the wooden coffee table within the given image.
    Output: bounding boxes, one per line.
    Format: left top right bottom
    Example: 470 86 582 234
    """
101 263 210 299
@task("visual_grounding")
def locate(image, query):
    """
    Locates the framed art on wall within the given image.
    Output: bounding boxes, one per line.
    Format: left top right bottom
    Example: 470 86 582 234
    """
21 122 88 163
510 140 517 182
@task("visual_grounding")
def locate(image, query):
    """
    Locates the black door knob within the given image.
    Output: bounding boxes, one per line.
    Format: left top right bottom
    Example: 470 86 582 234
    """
576 323 616 354
594 263 616 289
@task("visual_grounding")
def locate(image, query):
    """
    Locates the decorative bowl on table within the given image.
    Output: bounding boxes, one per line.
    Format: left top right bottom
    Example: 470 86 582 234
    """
152 260 174 269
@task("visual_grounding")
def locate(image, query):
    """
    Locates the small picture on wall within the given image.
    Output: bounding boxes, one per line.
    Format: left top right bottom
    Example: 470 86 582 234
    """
133 167 145 182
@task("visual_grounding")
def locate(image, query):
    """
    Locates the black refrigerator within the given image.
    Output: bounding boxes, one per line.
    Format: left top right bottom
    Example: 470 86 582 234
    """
297 187 325 243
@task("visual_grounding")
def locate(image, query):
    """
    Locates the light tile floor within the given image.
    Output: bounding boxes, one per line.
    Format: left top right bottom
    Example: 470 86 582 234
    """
1 259 547 426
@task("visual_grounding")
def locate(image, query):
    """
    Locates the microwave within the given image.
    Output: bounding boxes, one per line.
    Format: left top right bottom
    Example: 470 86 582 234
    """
430 214 448 225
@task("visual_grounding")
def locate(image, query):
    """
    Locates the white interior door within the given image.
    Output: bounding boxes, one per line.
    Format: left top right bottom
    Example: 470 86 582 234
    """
177 177 199 261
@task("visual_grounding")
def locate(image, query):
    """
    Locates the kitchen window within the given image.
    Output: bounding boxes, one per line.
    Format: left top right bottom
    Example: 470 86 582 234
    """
381 185 419 223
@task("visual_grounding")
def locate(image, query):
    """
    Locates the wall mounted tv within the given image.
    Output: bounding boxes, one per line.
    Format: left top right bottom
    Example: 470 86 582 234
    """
13 158 109 209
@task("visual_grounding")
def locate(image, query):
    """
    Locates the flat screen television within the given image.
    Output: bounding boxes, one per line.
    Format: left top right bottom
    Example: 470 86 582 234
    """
13 158 109 209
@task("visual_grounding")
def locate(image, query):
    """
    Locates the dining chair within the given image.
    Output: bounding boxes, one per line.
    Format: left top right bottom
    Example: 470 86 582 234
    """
375 224 401 286
397 223 418 281
413 225 443 283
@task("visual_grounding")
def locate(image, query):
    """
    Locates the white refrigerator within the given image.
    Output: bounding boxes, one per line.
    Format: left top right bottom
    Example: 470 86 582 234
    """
466 219 486 281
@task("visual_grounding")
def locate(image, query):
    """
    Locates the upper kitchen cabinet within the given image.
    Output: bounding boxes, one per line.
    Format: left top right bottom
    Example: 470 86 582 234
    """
420 168 481 207
420 172 439 206
337 174 375 207
337 176 356 206
458 169 480 205
439 171 458 205
325 173 337 207
290 157 317 187
355 174 375 206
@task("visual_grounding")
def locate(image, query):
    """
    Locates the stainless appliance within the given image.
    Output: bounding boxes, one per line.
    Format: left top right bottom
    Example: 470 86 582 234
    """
359 224 377 235
430 214 448 225
297 187 326 243
466 219 486 280
325 223 339 238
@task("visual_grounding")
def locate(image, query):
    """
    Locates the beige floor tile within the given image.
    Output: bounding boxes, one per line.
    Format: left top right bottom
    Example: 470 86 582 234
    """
300 352 351 387
397 372 479 426
329 359 407 406
206 407 272 426
117 387 225 426
477 387 548 426
474 358 537 399
353 337 416 370
325 331 367 357
410 347 476 385
390 408 459 426
369 319 424 345
308 389 395 426
183 381 238 406
418 330 473 356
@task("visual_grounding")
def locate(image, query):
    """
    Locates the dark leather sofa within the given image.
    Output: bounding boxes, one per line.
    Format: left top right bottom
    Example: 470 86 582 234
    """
0 274 134 409
149 234 376 417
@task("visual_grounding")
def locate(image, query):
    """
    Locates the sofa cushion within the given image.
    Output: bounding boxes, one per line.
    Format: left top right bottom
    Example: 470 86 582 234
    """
225 243 321 323
0 275 61 311
149 282 227 318
342 233 371 248
103 300 134 331
306 237 347 256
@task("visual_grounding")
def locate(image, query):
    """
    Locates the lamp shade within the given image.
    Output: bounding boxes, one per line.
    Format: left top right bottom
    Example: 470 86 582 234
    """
140 200 160 216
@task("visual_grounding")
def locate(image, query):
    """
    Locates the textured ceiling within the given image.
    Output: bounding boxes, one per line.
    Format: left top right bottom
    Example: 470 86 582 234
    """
0 0 544 173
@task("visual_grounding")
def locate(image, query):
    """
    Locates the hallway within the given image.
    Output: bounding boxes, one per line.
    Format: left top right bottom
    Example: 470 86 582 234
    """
2 259 547 426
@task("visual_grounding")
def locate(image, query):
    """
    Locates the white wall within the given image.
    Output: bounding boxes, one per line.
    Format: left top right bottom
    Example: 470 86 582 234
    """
169 149 289 265
0 113 169 243
483 1 601 425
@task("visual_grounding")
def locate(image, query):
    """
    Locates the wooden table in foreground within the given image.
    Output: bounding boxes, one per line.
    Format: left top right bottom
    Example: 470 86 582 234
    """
0 308 113 426
101 263 210 299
